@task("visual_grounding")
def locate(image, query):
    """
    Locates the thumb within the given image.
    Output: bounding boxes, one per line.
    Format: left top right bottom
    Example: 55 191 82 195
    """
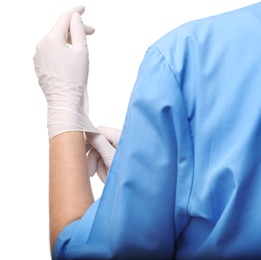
97 126 121 148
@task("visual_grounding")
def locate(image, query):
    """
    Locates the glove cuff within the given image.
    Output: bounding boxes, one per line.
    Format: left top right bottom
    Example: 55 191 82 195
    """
47 106 98 141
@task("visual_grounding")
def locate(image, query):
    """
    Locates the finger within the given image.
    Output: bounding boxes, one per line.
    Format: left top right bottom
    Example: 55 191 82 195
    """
87 134 116 169
49 6 85 42
88 134 116 167
70 12 86 48
97 159 107 183
87 147 100 177
67 24 95 45
84 24 95 35
97 126 122 147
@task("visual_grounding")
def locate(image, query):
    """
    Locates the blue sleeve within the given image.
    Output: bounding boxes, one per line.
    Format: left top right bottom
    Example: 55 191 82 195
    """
52 47 194 259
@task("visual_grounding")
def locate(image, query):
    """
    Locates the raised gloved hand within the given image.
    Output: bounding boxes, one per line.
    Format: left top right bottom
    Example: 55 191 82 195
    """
86 126 122 183
33 6 98 141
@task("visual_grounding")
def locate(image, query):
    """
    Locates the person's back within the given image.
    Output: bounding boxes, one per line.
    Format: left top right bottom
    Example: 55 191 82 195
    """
151 2 261 259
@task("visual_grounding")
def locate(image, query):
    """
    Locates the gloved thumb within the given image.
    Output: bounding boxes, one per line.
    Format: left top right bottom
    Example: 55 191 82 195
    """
97 126 121 148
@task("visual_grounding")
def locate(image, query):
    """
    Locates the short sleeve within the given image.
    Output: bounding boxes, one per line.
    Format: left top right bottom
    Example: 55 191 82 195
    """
52 47 194 259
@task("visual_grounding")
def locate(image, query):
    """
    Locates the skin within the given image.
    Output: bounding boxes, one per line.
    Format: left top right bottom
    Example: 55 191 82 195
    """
49 131 94 250
38 6 116 253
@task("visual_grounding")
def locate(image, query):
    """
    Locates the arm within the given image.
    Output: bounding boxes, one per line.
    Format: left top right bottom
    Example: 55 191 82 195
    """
33 6 97 250
34 6 119 251
49 132 94 250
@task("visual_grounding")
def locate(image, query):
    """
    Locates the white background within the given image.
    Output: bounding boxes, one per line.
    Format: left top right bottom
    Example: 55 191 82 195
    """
0 0 258 259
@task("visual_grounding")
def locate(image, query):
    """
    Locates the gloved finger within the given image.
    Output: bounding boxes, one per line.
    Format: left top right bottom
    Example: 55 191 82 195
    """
87 147 100 177
70 12 87 49
87 133 116 169
97 126 122 148
49 6 85 43
67 24 95 46
96 158 107 183
84 24 95 35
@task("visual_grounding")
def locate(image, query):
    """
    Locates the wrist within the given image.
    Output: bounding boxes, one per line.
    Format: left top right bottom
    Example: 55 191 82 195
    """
47 106 97 141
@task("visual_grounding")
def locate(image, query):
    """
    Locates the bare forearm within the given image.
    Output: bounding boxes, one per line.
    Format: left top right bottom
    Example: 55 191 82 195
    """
49 131 94 250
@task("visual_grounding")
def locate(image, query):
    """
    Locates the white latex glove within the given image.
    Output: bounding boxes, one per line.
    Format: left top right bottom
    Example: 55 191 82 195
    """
86 126 122 183
33 6 98 141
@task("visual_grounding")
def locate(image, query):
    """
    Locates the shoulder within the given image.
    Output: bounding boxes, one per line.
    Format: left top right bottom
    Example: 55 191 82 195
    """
152 2 261 52
145 2 261 83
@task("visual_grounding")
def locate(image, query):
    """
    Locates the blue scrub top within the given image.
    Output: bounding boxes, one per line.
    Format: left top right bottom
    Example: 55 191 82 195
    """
53 2 261 259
